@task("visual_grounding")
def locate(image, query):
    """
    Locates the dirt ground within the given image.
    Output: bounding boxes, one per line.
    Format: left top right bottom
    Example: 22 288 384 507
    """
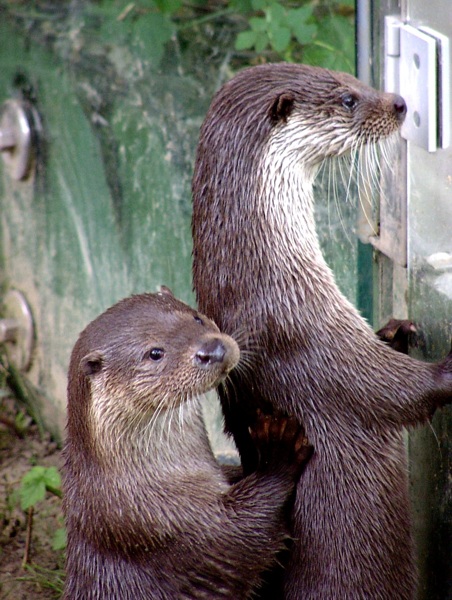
0 396 64 599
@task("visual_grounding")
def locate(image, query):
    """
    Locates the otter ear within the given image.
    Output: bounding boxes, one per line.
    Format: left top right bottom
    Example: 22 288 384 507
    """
159 285 175 298
269 93 295 124
81 351 104 377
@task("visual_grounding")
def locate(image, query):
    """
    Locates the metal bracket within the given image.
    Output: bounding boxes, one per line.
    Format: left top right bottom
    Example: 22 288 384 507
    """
385 17 450 152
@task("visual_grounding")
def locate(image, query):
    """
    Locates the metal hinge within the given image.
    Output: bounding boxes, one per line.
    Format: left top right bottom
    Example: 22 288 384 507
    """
365 18 451 267
385 16 450 152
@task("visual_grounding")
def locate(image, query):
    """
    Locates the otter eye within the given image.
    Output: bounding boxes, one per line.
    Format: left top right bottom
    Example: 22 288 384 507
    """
342 94 358 111
194 316 204 326
148 348 165 361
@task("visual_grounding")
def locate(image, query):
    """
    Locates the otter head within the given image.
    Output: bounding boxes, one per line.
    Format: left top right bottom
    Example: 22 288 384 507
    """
67 289 240 454
195 63 406 189
266 66 406 167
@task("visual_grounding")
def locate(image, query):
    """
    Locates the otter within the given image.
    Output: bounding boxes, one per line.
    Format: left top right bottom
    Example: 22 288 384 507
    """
62 289 312 599
192 63 452 599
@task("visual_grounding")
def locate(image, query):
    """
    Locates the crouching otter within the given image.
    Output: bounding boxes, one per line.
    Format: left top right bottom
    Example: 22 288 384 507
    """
62 289 312 599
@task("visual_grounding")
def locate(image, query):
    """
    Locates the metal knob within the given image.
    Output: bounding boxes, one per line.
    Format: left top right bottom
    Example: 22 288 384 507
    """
0 290 34 371
0 319 19 344
0 99 35 180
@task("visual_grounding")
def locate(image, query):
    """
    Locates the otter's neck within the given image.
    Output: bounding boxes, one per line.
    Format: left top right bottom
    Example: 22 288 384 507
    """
259 151 323 262
85 395 217 475
251 148 353 329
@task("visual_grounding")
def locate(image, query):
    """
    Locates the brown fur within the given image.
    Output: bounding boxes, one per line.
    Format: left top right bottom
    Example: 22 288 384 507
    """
62 289 312 599
192 63 452 599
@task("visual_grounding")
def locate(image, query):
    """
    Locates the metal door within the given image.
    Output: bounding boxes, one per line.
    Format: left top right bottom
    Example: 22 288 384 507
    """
358 1 452 597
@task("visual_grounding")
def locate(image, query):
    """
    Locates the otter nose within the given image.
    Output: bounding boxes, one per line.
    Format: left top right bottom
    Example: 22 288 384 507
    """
393 94 407 121
195 339 226 368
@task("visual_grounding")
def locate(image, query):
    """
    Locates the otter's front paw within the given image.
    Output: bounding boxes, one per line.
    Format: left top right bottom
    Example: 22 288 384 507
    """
376 318 417 355
249 412 313 477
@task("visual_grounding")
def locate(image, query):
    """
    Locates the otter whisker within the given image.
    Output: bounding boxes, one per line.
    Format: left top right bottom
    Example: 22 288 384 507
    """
147 395 167 442
219 377 236 409
114 404 144 447
326 158 335 235
178 400 185 432
378 134 399 177
324 153 355 247
166 398 176 439
234 354 258 379
133 409 155 451
340 151 356 200
335 155 354 247
227 324 256 350
365 145 380 188
353 141 381 237
228 326 265 355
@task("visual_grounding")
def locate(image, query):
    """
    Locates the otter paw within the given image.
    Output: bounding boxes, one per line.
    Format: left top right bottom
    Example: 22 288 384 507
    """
249 412 313 474
376 318 417 355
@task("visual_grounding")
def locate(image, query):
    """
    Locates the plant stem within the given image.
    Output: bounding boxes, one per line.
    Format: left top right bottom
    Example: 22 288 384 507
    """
22 506 34 567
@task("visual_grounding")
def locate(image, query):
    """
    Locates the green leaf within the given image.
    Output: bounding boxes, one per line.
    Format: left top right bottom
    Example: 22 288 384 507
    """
14 411 29 434
22 466 46 484
52 528 67 551
230 0 254 12
265 2 286 24
154 0 183 14
286 5 317 46
20 467 47 510
19 466 62 510
292 22 317 46
249 16 267 33
287 5 314 23
235 29 257 50
304 13 354 71
43 466 61 490
132 12 175 66
254 31 270 53
7 488 20 512
251 0 267 10
269 24 291 53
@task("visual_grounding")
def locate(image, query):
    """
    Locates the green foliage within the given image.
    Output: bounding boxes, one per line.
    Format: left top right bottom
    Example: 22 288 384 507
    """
104 0 355 72
18 564 65 595
0 350 47 439
233 0 354 69
236 2 317 55
131 10 175 65
302 9 356 70
52 526 67 551
14 410 29 434
19 465 62 511
19 465 67 552
5 0 355 73
154 0 184 14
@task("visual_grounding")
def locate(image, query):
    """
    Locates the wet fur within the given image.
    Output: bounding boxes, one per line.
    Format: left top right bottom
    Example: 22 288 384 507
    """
63 290 311 599
192 63 452 599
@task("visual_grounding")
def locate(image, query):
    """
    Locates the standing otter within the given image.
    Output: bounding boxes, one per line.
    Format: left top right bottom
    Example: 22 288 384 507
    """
62 289 312 599
192 63 452 599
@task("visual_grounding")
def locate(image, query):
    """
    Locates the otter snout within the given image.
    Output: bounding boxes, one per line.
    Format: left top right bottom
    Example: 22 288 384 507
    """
194 337 240 373
195 339 227 367
391 93 407 123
